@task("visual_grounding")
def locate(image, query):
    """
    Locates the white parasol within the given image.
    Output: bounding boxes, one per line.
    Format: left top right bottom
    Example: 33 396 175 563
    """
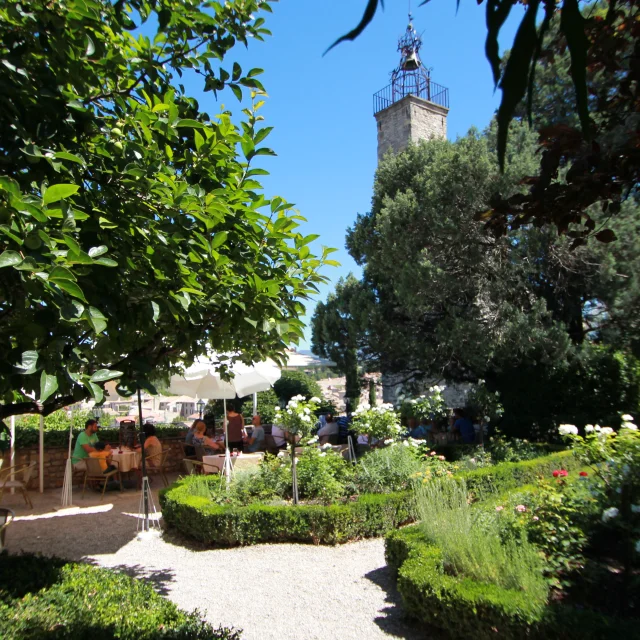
168 356 280 482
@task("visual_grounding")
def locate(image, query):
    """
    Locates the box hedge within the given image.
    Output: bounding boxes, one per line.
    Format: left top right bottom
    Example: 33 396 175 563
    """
0 553 240 639
386 524 637 639
160 480 416 545
160 451 581 546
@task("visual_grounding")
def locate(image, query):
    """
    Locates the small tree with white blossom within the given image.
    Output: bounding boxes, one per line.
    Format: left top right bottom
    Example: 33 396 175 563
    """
351 402 402 446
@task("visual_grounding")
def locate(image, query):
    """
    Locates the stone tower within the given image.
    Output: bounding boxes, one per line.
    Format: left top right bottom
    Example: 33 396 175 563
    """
374 18 449 162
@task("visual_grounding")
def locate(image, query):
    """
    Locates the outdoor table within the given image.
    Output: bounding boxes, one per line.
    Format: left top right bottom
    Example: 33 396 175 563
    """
112 449 141 473
202 452 263 474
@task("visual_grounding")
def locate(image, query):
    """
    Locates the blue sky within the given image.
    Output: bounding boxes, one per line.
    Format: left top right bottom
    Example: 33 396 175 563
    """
180 0 524 348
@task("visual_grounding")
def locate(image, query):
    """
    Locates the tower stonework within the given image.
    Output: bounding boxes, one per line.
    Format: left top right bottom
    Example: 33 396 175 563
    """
373 19 449 162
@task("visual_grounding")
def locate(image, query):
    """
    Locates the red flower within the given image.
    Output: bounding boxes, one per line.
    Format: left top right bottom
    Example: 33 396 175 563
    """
559 470 568 477
580 471 588 477
552 470 560 477
553 469 568 478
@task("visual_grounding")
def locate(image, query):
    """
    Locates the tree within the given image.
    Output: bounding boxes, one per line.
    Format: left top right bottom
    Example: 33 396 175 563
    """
310 273 373 409
0 0 334 425
273 370 323 404
333 1 639 241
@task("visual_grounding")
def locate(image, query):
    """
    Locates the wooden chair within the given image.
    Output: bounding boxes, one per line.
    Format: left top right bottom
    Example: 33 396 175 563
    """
83 457 122 500
193 443 206 462
180 441 197 460
145 449 170 487
182 459 204 475
0 507 14 551
0 461 37 509
264 434 282 456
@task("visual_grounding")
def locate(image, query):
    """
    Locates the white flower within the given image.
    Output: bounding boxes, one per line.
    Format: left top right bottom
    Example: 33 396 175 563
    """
360 402 371 410
595 425 602 431
622 422 637 431
585 424 595 433
410 399 417 404
274 406 281 412
318 452 326 457
621 414 634 422
402 440 410 447
631 505 640 514
301 415 310 423
383 438 394 445
558 424 578 436
320 443 333 450
309 397 321 403
288 400 298 409
601 427 614 435
286 409 293 415
602 507 619 522
308 435 319 444
483 416 490 423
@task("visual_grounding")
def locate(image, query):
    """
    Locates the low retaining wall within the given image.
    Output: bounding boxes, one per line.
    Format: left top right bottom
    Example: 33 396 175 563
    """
1 438 186 491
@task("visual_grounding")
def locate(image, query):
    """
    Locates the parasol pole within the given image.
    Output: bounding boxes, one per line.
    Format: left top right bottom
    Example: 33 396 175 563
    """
138 388 149 531
252 392 258 417
39 414 44 493
222 398 232 486
10 415 15 494
60 420 74 506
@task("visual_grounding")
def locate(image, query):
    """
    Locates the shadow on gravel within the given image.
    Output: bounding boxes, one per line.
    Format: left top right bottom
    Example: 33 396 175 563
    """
109 563 176 596
365 566 446 639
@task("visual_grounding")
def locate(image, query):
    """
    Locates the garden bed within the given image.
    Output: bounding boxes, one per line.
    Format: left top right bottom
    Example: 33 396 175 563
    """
385 525 637 640
160 451 581 546
0 553 239 639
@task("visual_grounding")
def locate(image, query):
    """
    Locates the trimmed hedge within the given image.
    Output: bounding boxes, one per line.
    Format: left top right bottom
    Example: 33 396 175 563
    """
161 451 581 546
160 479 416 546
0 553 240 639
386 527 545 639
430 442 565 462
457 450 581 497
385 525 638 639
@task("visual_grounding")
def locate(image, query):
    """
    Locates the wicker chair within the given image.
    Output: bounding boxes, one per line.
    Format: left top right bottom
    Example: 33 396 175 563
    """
83 457 122 500
145 449 170 487
0 507 14 551
0 461 37 509
182 458 204 475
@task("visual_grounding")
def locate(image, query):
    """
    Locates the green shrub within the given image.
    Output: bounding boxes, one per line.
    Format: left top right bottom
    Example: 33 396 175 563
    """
457 450 580 498
352 444 424 494
273 370 323 403
385 526 638 639
0 553 240 639
160 477 415 545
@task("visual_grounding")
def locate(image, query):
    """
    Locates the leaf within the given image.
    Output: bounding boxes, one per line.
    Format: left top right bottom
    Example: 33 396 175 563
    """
254 126 273 145
88 245 108 257
484 0 515 86
560 0 591 136
90 369 123 383
49 266 77 282
85 381 104 404
93 257 118 267
85 306 107 333
0 250 23 268
40 371 59 403
53 151 85 165
151 301 160 323
15 350 38 375
232 62 242 82
194 129 204 152
247 68 264 78
43 183 80 206
496 0 540 170
244 317 258 328
595 229 616 243
230 84 242 102
254 147 277 157
54 278 88 302
86 35 95 56
325 0 381 54
0 176 21 198
176 119 204 129
211 231 228 249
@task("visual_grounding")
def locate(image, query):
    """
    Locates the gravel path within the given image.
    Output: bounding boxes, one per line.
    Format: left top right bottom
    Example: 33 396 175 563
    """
6 488 430 640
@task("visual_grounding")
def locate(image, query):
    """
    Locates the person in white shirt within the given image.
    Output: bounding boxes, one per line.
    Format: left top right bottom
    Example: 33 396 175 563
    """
271 424 288 449
317 414 339 444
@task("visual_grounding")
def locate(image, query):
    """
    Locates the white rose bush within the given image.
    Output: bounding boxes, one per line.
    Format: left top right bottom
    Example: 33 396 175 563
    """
351 402 402 445
273 394 320 504
557 415 640 594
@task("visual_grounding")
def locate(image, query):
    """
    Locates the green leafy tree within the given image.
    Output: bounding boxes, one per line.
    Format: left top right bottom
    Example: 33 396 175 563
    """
0 0 333 425
310 273 373 410
273 370 323 404
334 1 638 240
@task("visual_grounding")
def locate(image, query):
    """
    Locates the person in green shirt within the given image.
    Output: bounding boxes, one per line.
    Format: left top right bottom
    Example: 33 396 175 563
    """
72 419 100 471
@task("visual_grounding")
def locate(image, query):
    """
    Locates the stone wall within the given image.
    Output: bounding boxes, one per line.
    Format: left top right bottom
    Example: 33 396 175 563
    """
375 94 448 162
1 438 187 491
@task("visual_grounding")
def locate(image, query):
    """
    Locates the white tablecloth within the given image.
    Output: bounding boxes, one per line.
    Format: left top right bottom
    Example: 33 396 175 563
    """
202 453 264 474
112 450 141 473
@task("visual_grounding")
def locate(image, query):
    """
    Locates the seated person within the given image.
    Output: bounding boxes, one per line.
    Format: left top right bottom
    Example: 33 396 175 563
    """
140 423 162 466
244 415 266 453
409 417 430 440
317 413 339 444
89 441 117 474
452 408 475 444
71 418 100 471
270 424 288 449
192 419 223 454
